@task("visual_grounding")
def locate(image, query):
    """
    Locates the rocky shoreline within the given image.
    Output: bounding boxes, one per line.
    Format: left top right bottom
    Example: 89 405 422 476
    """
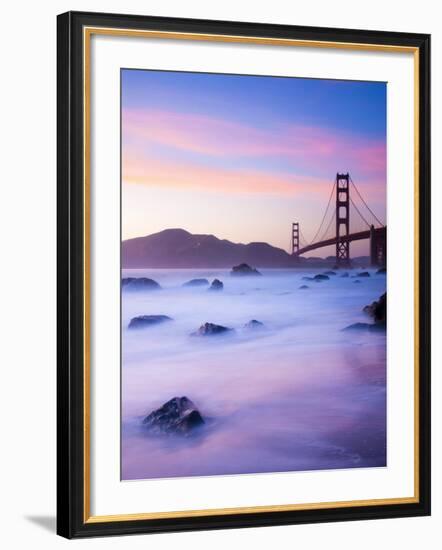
125 265 386 335
124 264 386 441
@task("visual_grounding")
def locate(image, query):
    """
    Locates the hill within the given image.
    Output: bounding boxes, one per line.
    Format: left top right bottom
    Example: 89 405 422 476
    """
122 229 297 268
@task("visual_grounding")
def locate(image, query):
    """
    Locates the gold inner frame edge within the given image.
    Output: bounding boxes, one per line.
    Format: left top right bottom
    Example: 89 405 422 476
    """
82 26 420 524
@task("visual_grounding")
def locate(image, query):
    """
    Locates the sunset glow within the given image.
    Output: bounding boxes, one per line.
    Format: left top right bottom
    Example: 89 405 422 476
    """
122 70 386 256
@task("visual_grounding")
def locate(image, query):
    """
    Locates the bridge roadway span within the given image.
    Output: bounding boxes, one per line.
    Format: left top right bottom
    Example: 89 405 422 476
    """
295 227 385 257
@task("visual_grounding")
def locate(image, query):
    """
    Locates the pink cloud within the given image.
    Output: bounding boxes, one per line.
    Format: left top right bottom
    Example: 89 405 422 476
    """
122 151 333 198
122 152 386 216
122 108 386 177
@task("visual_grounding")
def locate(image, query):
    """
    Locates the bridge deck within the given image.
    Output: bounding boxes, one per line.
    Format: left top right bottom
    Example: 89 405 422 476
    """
295 227 385 256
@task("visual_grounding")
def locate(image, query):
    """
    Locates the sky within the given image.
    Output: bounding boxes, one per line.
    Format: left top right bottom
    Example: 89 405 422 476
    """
121 69 386 257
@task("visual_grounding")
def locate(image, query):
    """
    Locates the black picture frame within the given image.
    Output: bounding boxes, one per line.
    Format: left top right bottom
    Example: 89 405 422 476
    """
57 10 431 539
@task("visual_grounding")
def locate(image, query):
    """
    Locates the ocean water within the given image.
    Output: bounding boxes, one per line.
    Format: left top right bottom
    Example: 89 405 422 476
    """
121 268 386 481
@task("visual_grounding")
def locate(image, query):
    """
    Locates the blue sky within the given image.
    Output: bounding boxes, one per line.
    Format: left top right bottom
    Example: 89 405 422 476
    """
122 69 386 255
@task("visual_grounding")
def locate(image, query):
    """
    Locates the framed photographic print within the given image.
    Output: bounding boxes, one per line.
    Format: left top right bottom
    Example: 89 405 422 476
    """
57 11 431 538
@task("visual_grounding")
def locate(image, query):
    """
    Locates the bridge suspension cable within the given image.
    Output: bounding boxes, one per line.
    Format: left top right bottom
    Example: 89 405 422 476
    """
299 228 309 248
293 172 385 254
307 179 336 245
318 207 336 243
349 176 384 227
349 196 371 229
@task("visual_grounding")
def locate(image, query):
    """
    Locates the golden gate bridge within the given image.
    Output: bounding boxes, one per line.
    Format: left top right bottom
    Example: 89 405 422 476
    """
291 173 386 267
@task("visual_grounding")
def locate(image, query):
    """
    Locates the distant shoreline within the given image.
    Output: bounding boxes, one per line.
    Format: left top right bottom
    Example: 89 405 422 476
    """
122 228 370 269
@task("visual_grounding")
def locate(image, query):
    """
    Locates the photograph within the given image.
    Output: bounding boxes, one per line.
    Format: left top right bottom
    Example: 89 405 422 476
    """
55 9 430 539
0 0 434 543
120 69 388 481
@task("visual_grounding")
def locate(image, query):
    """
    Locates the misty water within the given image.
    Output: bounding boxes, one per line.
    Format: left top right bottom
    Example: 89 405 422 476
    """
121 268 386 481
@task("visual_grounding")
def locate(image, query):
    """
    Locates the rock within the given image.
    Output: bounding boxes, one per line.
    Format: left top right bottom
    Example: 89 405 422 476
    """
231 263 262 276
128 315 172 329
192 322 234 336
183 278 209 287
343 322 372 331
299 285 309 289
208 279 223 291
376 267 386 274
344 292 386 332
323 270 336 276
356 271 370 277
122 277 161 291
302 276 314 281
363 293 386 325
142 396 205 436
343 322 385 332
354 280 361 284
313 274 329 282
340 272 349 278
244 319 264 329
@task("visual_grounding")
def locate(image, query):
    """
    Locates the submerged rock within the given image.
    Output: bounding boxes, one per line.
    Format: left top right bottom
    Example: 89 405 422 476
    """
313 274 329 282
231 263 262 276
340 272 349 278
142 396 205 436
376 267 387 274
343 322 385 332
343 292 386 332
183 278 209 287
357 271 370 277
192 322 234 336
122 277 161 291
299 285 309 289
244 319 264 329
208 279 224 291
324 270 337 276
363 292 386 325
302 276 314 281
343 322 371 331
128 315 172 329
354 279 361 284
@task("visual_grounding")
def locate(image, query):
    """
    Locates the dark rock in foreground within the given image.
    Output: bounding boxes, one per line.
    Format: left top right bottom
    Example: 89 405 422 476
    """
357 271 370 277
299 285 309 289
231 263 262 276
208 279 224 291
324 270 336 276
128 315 172 329
343 292 386 332
376 267 387 274
183 278 209 287
340 272 349 278
363 293 386 325
343 322 385 332
192 322 234 336
314 274 329 282
122 277 161 291
142 396 204 436
244 319 264 329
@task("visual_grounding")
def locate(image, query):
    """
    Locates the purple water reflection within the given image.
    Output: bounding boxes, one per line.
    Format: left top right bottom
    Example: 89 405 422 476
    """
121 269 386 480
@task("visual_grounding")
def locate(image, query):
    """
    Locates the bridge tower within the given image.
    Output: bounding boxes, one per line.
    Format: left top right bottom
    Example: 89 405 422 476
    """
370 225 387 267
291 222 299 255
335 173 350 266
